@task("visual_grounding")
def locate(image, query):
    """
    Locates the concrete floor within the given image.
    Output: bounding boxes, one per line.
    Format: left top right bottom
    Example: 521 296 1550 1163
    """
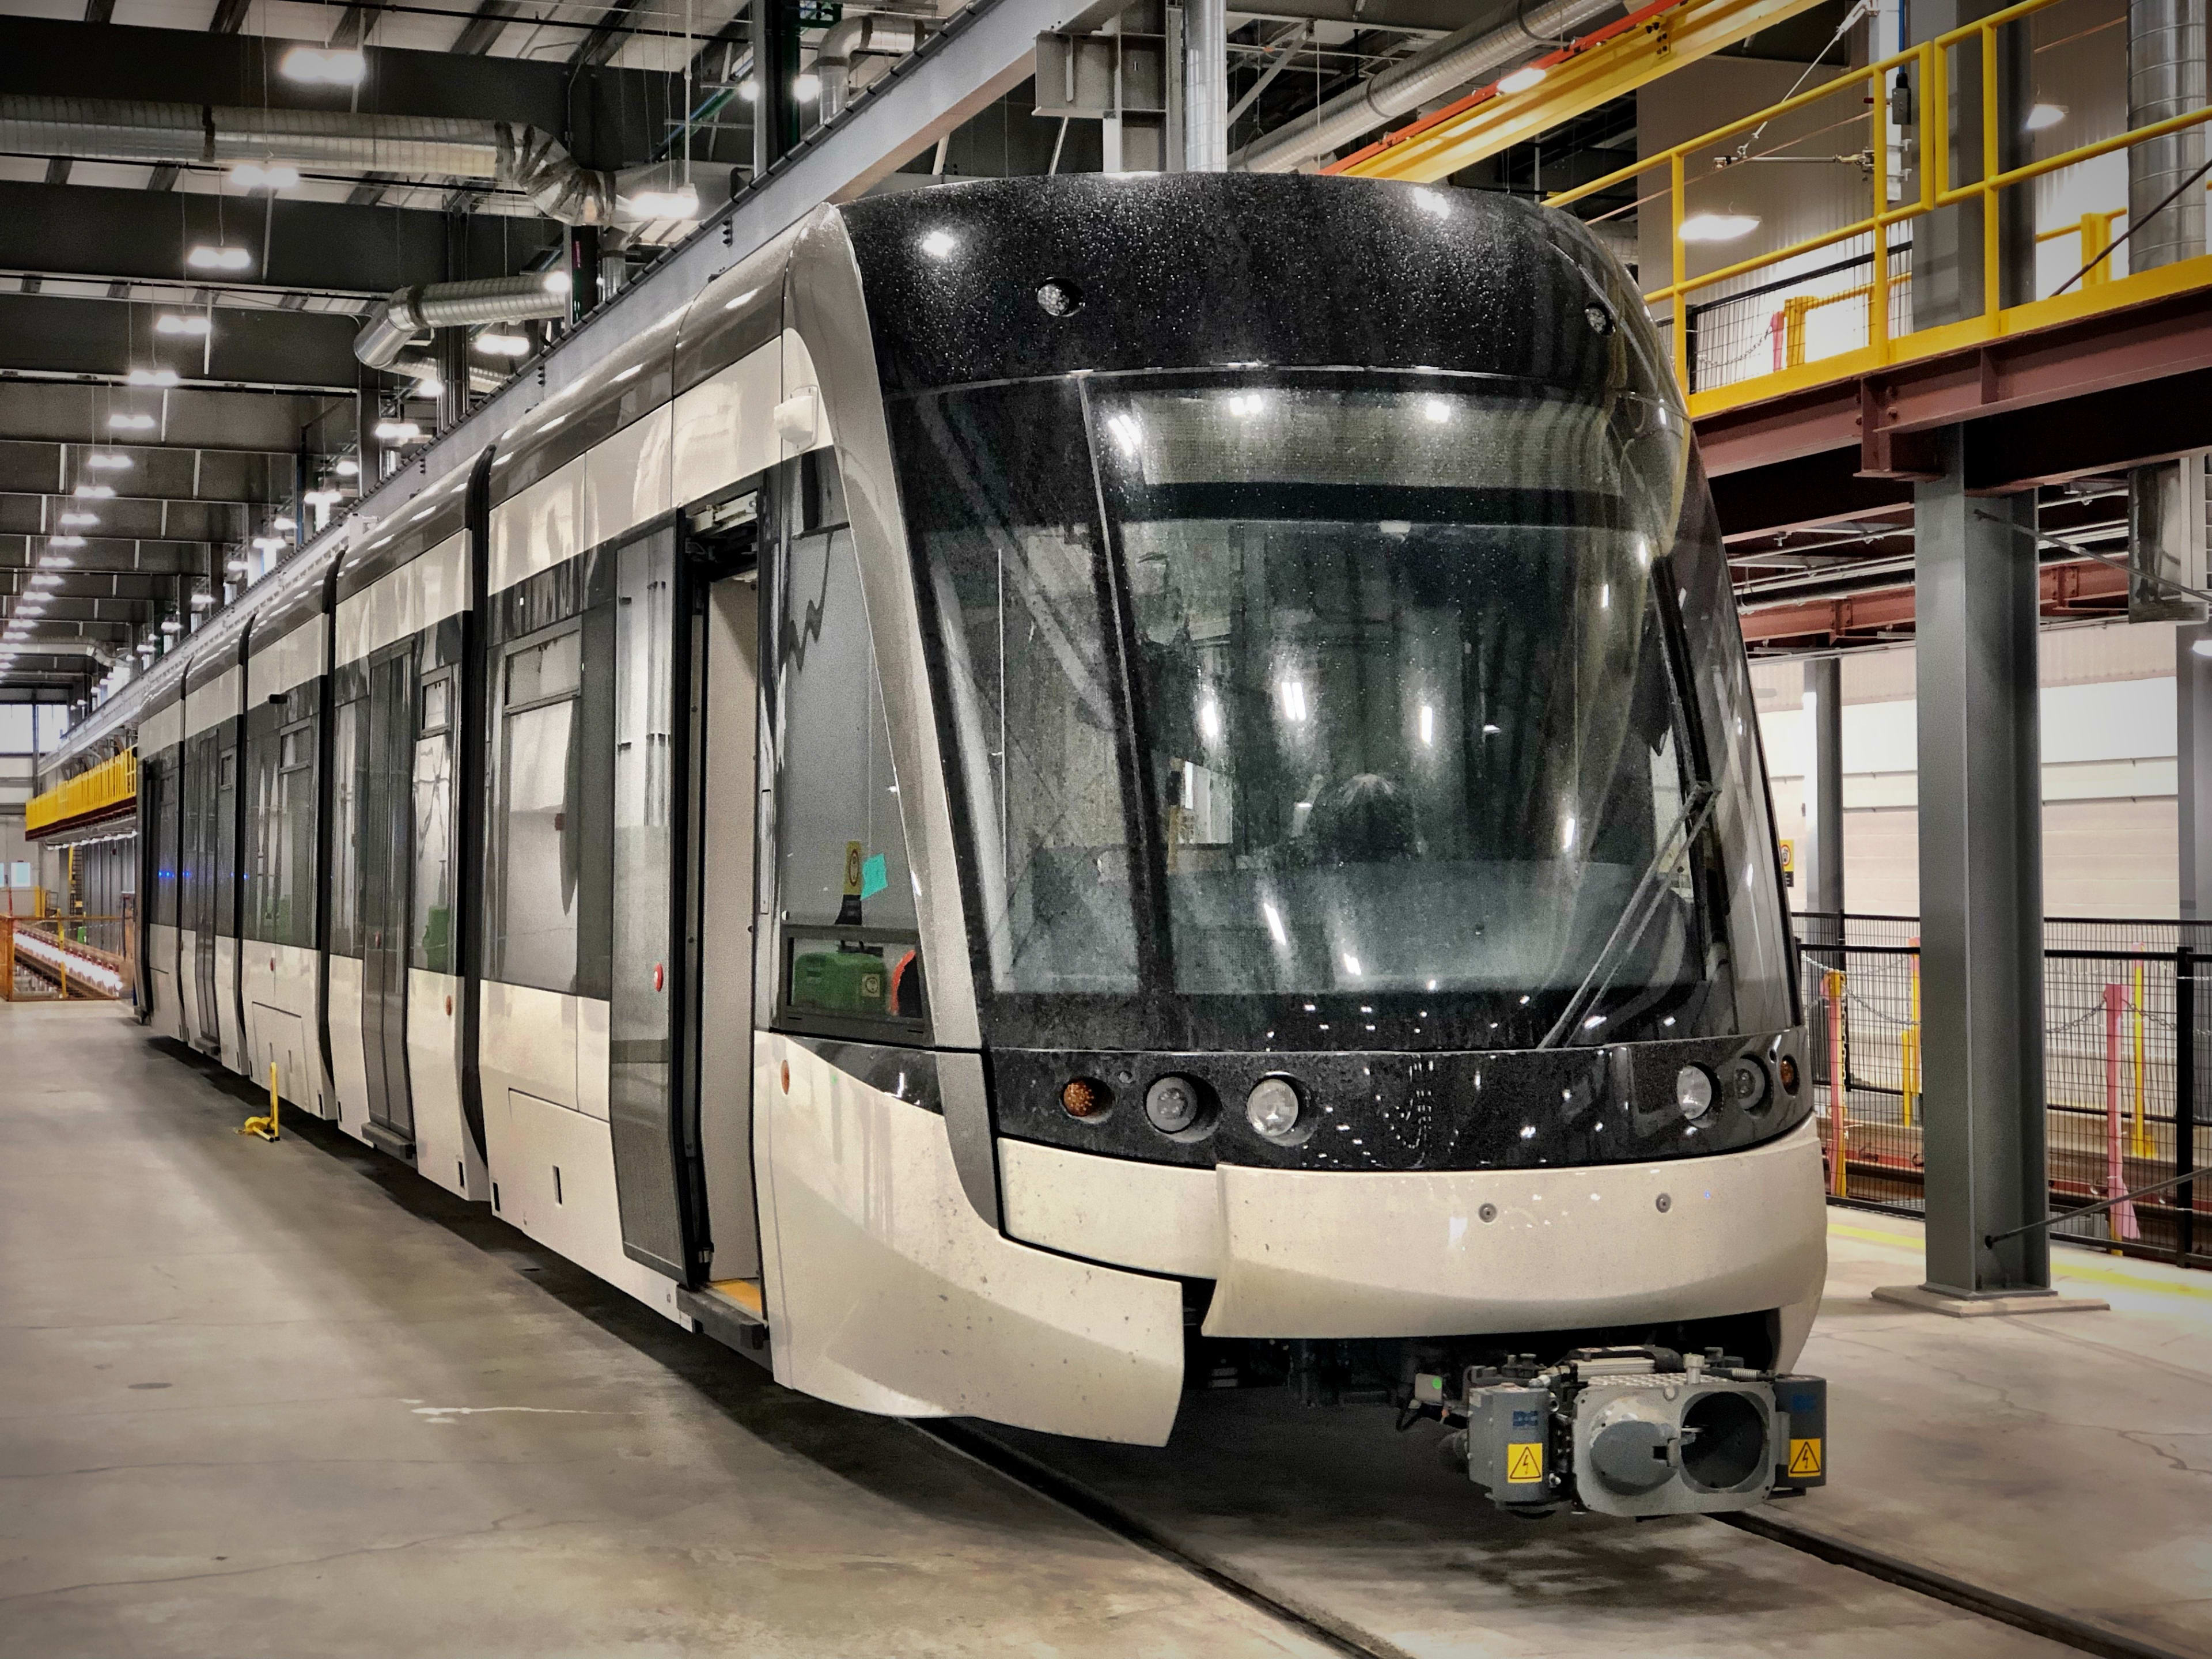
4 999 2207 1658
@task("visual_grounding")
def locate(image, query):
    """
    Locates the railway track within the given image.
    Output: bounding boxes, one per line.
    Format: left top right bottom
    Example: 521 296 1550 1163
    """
918 1419 2194 1659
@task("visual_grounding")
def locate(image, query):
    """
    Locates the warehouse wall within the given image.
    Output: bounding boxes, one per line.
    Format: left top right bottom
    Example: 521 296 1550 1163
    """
1755 622 2181 919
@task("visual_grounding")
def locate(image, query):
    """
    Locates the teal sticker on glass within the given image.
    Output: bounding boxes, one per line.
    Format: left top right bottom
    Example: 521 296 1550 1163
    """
859 853 889 900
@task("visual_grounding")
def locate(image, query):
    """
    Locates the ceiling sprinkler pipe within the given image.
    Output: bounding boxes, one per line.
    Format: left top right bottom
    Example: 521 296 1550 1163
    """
1229 0 1622 174
354 275 569 370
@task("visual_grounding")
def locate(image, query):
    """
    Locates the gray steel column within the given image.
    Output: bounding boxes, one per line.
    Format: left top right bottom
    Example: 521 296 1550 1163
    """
1182 0 1226 170
2180 624 2212 920
1914 431 2049 1296
2128 0 2206 270
1801 657 1845 939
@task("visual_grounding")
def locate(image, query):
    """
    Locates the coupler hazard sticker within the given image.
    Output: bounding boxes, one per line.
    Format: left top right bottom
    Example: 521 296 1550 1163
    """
1788 1437 1824 1479
1505 1441 1546 1484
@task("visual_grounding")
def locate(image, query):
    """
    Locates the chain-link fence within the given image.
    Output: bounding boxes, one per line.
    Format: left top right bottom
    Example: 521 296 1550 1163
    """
1795 913 2209 1268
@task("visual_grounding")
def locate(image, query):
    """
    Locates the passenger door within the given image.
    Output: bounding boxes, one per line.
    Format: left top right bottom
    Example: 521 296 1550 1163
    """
358 645 416 1156
188 731 221 1054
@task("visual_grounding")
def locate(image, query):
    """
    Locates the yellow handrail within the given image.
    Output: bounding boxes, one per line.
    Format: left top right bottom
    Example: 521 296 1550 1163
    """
1543 0 2212 406
23 749 135 836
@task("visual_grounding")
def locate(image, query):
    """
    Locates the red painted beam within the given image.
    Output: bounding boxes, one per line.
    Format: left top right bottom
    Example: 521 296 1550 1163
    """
1737 558 2129 645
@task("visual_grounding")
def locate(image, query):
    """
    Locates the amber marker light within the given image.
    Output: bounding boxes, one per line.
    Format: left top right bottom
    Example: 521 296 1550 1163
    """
1061 1079 1106 1119
1778 1054 1800 1094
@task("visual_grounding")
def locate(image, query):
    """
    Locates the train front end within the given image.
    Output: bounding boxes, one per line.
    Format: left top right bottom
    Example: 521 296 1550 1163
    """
816 174 1826 1517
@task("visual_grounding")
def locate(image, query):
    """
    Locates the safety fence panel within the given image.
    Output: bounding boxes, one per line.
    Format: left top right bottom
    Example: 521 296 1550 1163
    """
1794 912 2208 1268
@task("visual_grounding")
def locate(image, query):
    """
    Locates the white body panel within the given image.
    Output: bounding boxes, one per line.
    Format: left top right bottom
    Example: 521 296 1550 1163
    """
479 980 678 1317
668 331 829 508
239 941 329 1116
407 966 484 1200
325 953 372 1144
146 921 182 1042
246 624 327 705
182 664 243 740
212 933 244 1074
336 531 468 667
139 705 183 754
176 927 204 1048
489 405 674 597
755 1032 1184 1445
998 1122 1828 1354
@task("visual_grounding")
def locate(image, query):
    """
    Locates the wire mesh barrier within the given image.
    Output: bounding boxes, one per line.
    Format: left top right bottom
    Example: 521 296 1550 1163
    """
1795 914 2208 1268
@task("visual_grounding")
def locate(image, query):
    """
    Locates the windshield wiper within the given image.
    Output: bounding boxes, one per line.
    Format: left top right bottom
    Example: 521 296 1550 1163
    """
1538 782 1718 1050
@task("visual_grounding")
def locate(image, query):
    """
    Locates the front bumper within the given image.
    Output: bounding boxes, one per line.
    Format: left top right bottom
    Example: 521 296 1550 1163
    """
998 1118 1829 1346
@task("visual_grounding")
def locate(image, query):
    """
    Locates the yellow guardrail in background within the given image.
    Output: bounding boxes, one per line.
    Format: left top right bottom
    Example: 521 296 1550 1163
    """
23 749 135 836
1542 0 2212 414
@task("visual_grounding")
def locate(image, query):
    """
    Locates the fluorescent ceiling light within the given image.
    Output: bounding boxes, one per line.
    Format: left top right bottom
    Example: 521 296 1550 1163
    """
191 592 215 608
334 459 360 476
793 73 821 101
231 161 302 191
48 536 87 549
252 536 283 551
154 313 214 336
187 245 252 271
373 420 422 442
108 414 156 431
626 187 700 221
281 46 367 84
1497 63 1548 94
737 80 759 103
127 368 181 388
74 484 116 498
542 270 573 296
85 452 131 469
303 489 340 506
2025 102 2067 132
42 553 77 566
1678 211 1762 243
474 331 530 357
407 376 445 400
58 512 98 527
161 617 183 632
272 515 296 530
31 573 61 588
225 558 251 574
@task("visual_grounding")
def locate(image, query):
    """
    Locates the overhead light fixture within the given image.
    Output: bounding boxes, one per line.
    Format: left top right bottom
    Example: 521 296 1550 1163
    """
154 313 213 336
334 459 361 476
187 245 253 271
57 512 98 527
42 553 77 567
1497 62 1548 94
793 73 822 101
2025 102 2067 132
474 331 530 357
108 414 156 431
372 419 422 441
253 535 284 551
272 514 296 530
127 368 181 388
1678 211 1762 243
74 484 116 498
408 376 446 400
737 80 759 103
85 452 132 469
304 488 341 507
280 45 368 85
161 616 183 633
230 160 302 191
30 573 62 588
225 558 251 574
541 270 573 297
191 591 216 608
626 186 700 221
47 536 87 550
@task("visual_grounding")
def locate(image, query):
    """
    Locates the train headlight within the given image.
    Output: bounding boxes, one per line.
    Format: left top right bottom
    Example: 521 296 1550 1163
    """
1675 1065 1715 1121
1726 1056 1768 1111
1145 1074 1203 1135
1245 1076 1303 1141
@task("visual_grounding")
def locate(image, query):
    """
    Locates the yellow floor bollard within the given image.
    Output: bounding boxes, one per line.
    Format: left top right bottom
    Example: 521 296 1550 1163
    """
240 1061 281 1143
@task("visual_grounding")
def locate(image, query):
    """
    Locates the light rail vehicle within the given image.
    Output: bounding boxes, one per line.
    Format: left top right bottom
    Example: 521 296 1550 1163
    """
123 173 1829 1518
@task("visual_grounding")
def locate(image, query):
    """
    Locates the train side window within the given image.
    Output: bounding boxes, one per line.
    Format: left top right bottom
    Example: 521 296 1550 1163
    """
773 508 927 1037
411 671 457 973
488 622 590 994
328 695 364 959
244 696 319 950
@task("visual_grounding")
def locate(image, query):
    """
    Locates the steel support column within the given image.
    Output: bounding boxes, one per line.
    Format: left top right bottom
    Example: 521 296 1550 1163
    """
1913 429 2048 1296
1801 656 1844 942
753 0 801 176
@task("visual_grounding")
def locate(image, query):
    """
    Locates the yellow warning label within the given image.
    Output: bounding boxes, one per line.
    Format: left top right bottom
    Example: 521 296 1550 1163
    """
843 841 866 896
1789 1437 1824 1478
1505 1442 1546 1484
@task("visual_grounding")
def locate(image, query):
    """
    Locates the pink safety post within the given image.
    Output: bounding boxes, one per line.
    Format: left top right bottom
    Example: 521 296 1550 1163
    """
2104 983 2141 1242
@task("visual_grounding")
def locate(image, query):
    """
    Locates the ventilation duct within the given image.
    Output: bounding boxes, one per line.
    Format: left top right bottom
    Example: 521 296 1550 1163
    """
354 275 570 370
816 15 926 119
0 96 727 227
1230 0 1622 174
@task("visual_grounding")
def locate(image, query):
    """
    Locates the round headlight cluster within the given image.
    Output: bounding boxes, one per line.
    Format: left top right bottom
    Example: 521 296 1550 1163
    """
1675 1064 1715 1121
1245 1075 1304 1142
1145 1075 1203 1135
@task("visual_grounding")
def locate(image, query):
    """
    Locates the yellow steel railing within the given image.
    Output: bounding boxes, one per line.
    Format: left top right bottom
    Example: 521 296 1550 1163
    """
23 748 136 836
1545 0 2212 414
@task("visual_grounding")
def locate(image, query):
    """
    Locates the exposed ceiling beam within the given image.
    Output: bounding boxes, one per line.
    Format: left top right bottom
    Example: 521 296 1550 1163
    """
1 529 236 570
0 383 344 453
571 0 647 69
450 0 525 56
0 442 302 504
0 181 562 302
0 293 361 392
207 0 253 34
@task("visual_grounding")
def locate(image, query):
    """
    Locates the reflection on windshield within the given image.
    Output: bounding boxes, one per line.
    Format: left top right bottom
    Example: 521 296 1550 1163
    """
895 370 1749 1052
